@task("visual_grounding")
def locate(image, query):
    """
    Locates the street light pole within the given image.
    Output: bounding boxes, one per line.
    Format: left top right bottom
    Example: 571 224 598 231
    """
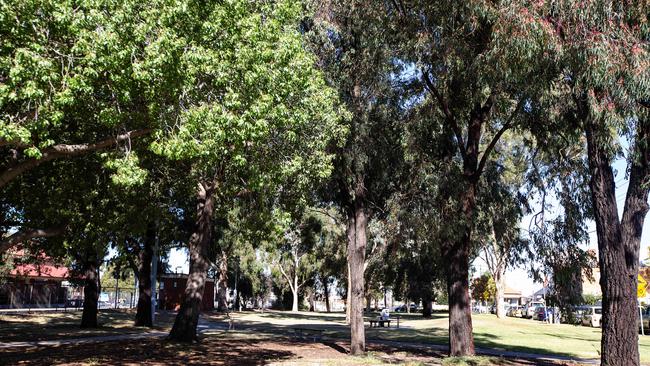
151 222 159 324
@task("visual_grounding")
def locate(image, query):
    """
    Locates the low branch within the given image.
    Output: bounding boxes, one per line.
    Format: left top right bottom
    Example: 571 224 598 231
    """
276 261 295 293
0 227 65 255
0 129 152 189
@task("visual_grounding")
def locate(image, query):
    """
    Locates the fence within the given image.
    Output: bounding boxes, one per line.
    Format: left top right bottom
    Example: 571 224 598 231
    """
0 277 138 310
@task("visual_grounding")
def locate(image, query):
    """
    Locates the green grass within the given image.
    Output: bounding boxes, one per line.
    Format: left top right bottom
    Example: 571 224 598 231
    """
226 310 650 363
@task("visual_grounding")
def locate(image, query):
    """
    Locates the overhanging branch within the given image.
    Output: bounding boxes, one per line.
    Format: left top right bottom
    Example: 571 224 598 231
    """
0 227 65 254
0 129 152 188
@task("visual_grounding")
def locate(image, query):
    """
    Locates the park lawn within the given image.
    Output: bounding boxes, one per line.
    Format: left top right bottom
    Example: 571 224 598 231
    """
225 311 650 363
0 309 174 342
0 330 559 366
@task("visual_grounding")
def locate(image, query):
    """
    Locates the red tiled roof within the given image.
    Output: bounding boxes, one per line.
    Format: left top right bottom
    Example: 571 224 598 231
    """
9 263 69 279
7 249 69 279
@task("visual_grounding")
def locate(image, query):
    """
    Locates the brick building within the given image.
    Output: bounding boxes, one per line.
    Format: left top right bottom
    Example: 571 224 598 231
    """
158 274 215 311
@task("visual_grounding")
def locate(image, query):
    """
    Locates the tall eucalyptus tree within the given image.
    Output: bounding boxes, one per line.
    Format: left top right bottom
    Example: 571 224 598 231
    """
393 1 558 355
305 1 405 354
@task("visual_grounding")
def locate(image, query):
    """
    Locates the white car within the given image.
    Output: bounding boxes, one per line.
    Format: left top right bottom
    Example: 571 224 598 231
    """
523 301 545 319
582 306 602 327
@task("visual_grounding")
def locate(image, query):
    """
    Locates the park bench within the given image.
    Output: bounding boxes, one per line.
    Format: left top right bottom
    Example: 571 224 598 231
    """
292 327 325 342
368 315 400 329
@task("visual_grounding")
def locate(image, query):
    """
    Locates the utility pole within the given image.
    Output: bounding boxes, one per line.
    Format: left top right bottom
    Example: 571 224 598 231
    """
114 273 119 309
151 222 159 324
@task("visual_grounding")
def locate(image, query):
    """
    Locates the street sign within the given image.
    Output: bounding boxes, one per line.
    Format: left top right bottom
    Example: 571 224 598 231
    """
639 275 648 298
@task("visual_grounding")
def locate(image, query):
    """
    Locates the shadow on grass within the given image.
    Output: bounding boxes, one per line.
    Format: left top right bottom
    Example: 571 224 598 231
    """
0 338 295 365
0 309 173 342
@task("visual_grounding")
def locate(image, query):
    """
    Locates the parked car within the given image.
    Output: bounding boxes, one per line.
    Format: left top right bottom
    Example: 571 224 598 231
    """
393 303 418 312
65 299 83 308
582 306 602 327
507 305 523 317
523 301 545 319
559 305 587 324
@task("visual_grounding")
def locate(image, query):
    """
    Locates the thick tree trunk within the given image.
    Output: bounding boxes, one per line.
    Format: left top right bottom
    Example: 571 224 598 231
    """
446 184 476 356
324 279 331 313
80 259 99 328
422 293 432 318
217 251 228 312
494 271 505 319
347 203 367 355
585 115 649 366
168 181 215 342
135 224 155 327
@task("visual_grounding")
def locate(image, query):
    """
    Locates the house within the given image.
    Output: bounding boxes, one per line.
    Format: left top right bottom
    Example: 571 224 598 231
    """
0 250 73 308
158 274 215 311
503 285 524 305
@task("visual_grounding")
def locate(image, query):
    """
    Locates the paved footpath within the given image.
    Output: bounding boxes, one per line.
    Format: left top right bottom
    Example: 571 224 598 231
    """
0 318 600 365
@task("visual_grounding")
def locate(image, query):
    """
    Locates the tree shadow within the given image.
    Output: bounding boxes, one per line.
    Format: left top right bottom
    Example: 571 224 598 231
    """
0 338 296 365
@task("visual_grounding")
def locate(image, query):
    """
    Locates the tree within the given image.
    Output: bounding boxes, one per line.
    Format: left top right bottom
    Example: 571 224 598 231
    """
306 1 405 354
0 0 189 251
470 273 495 304
148 0 345 342
393 1 558 355
538 2 649 364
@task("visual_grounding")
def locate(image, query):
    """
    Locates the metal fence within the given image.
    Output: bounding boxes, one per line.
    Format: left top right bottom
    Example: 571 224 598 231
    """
0 278 138 310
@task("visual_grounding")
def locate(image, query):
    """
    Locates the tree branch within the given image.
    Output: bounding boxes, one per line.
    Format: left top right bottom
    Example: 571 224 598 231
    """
276 261 294 292
476 98 525 177
422 71 466 159
0 227 65 255
0 129 152 189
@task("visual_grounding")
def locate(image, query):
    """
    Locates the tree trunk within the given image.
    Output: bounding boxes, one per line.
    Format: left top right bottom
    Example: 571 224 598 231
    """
422 290 433 318
168 180 215 342
446 183 476 356
347 203 367 355
217 251 228 312
324 279 331 313
80 259 99 328
135 223 154 327
346 262 351 324
365 294 371 313
494 271 505 319
585 114 649 366
291 285 299 312
308 290 315 312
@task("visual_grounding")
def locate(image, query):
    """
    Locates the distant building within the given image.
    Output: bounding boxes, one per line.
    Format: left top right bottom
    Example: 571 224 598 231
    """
503 286 525 305
0 250 73 308
158 274 215 311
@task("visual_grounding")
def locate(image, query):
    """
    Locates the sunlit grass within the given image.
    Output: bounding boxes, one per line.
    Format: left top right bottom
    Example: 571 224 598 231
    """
230 310 650 362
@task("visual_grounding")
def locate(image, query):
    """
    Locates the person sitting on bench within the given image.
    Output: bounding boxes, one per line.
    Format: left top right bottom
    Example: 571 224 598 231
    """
378 308 390 327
